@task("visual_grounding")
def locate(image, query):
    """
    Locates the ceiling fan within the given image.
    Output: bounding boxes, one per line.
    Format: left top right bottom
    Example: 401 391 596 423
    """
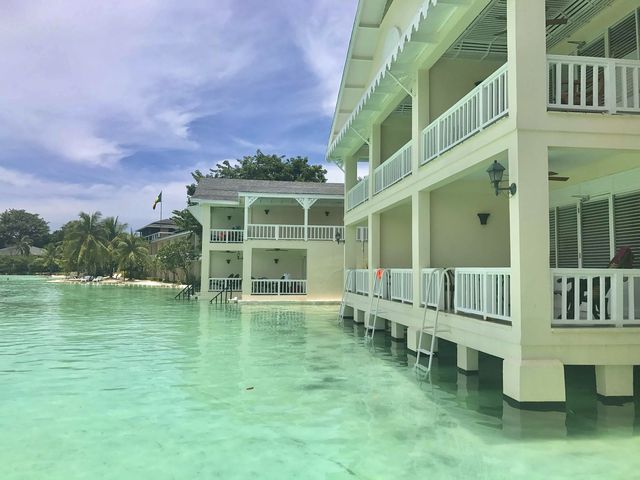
266 248 289 252
549 171 570 182
493 15 568 36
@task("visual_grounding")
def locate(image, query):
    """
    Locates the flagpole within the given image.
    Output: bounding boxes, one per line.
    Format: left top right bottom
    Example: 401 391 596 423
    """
160 201 163 221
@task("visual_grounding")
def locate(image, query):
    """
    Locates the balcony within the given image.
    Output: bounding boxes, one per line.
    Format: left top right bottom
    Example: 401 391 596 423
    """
209 277 242 292
347 176 369 211
251 279 307 295
422 63 509 165
210 225 344 242
547 55 640 114
210 229 243 243
374 141 412 195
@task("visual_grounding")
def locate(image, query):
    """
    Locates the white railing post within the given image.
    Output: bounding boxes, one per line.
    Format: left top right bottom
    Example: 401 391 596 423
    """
606 59 617 114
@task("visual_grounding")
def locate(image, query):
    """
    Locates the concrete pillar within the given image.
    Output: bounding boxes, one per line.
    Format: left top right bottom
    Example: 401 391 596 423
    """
406 327 437 354
354 309 365 324
366 315 386 330
344 154 358 192
368 212 381 274
344 225 358 270
503 358 566 404
369 123 381 199
390 322 406 341
411 68 430 173
507 0 548 128
199 206 212 294
457 345 479 373
411 191 430 312
241 247 253 298
595 365 634 399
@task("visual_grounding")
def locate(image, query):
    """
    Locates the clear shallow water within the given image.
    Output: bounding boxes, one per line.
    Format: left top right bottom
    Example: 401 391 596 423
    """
1 276 639 479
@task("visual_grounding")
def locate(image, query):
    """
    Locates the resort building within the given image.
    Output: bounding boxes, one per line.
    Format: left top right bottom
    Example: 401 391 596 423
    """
330 0 640 407
189 178 345 301
137 218 187 255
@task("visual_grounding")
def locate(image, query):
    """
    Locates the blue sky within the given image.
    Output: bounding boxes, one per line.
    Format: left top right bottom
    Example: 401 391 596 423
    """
0 0 358 229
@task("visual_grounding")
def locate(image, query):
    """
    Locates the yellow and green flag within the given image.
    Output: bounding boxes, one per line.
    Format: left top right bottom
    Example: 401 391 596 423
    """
152 191 162 210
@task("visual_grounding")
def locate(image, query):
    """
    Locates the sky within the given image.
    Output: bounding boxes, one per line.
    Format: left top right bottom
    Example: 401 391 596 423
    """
0 0 359 230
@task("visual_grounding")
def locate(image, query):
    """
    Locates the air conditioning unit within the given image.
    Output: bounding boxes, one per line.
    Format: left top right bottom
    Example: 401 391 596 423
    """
356 227 368 242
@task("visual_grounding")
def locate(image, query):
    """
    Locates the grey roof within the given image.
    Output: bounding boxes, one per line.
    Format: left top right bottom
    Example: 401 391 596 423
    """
192 178 344 202
0 245 44 256
136 218 178 232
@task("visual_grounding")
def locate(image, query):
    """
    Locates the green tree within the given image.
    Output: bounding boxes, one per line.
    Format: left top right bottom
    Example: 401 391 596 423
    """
38 244 61 274
64 212 109 275
156 238 198 284
0 209 49 248
112 233 149 279
103 216 128 243
172 209 202 239
15 236 32 256
186 150 327 195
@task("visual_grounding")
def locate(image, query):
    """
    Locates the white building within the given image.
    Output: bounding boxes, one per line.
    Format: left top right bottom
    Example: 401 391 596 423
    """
330 0 640 407
189 178 345 301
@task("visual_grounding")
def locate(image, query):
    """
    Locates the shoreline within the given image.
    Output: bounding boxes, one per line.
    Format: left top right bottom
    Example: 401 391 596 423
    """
47 275 186 289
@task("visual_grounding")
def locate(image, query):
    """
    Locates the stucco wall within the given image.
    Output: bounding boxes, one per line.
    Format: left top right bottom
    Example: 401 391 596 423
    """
251 249 306 279
430 180 510 268
249 206 304 225
429 58 505 121
380 203 412 268
209 251 242 278
210 206 244 229
381 115 412 162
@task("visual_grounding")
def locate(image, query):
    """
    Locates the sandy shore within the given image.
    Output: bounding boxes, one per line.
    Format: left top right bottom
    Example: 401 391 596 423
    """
47 276 186 289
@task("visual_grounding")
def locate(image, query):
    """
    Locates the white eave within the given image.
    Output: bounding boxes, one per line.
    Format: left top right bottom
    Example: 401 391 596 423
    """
327 0 450 166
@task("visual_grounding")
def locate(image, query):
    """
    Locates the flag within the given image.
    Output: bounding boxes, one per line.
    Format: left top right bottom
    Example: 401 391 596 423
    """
152 191 162 210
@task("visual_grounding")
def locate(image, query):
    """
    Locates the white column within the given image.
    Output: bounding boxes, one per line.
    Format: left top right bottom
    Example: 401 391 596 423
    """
595 365 634 398
412 191 430 313
391 322 406 340
411 68 429 173
241 247 253 298
243 196 258 241
503 359 566 404
369 123 381 199
199 205 212 295
304 206 309 241
457 345 479 373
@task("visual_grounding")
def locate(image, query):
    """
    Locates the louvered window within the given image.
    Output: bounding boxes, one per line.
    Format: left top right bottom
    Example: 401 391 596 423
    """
580 199 611 268
579 36 605 58
557 205 579 268
608 12 639 60
614 192 640 268
549 209 557 268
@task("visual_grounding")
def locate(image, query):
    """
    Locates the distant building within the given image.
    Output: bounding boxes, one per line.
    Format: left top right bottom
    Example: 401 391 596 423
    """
0 245 44 256
189 178 345 301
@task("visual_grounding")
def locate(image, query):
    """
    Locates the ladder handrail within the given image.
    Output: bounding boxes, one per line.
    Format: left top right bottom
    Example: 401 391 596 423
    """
175 283 195 300
365 268 390 342
338 270 356 323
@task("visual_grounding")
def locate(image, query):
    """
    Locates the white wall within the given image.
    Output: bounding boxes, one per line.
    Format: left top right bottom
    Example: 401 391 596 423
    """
430 180 510 268
249 206 304 225
380 203 412 268
308 205 344 225
210 207 244 229
251 249 306 279
429 58 505 121
381 115 412 162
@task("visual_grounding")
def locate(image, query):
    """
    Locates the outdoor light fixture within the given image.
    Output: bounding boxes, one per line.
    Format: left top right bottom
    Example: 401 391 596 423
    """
274 258 279 264
325 210 330 217
477 213 490 225
486 160 516 196
227 215 232 221
264 209 270 215
226 258 231 264
237 252 243 261
334 230 345 245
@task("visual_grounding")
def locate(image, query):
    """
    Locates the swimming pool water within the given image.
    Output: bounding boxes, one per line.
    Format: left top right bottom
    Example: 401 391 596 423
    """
1 276 639 479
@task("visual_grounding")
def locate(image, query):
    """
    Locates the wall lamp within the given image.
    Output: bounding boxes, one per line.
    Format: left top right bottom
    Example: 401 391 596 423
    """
486 161 516 196
264 209 270 215
274 258 279 264
477 213 490 225
325 210 330 217
227 215 232 221
226 258 231 264
334 230 345 245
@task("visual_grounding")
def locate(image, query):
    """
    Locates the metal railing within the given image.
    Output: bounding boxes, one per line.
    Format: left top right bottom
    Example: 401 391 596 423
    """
209 277 242 291
345 269 370 296
374 141 412 194
389 268 413 304
547 55 640 114
420 268 454 311
210 229 244 243
455 268 511 322
251 279 307 295
145 231 175 242
422 63 509 164
246 224 342 241
552 268 640 327
347 177 369 211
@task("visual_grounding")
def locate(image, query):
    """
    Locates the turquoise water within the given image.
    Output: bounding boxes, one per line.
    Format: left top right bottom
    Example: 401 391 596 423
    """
1 276 639 479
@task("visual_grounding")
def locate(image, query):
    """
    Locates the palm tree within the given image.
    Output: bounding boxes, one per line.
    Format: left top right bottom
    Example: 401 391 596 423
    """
112 233 150 279
65 212 109 275
15 235 32 256
39 244 60 274
102 216 128 243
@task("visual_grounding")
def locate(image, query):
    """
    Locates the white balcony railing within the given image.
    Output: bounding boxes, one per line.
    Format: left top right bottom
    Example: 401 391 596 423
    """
420 268 454 311
210 229 244 243
307 225 344 241
552 269 640 327
144 231 174 242
547 55 640 114
346 269 370 296
455 268 511 322
209 277 242 291
251 279 307 295
422 63 508 165
389 268 413 304
347 177 369 211
374 141 412 194
246 224 343 241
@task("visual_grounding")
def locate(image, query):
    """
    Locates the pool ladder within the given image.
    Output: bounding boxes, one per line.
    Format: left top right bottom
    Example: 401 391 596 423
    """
337 270 355 324
414 268 450 375
364 269 390 342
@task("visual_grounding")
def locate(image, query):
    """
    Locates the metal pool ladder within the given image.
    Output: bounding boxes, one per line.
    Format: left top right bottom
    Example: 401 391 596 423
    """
365 269 389 342
338 270 355 324
415 268 449 375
